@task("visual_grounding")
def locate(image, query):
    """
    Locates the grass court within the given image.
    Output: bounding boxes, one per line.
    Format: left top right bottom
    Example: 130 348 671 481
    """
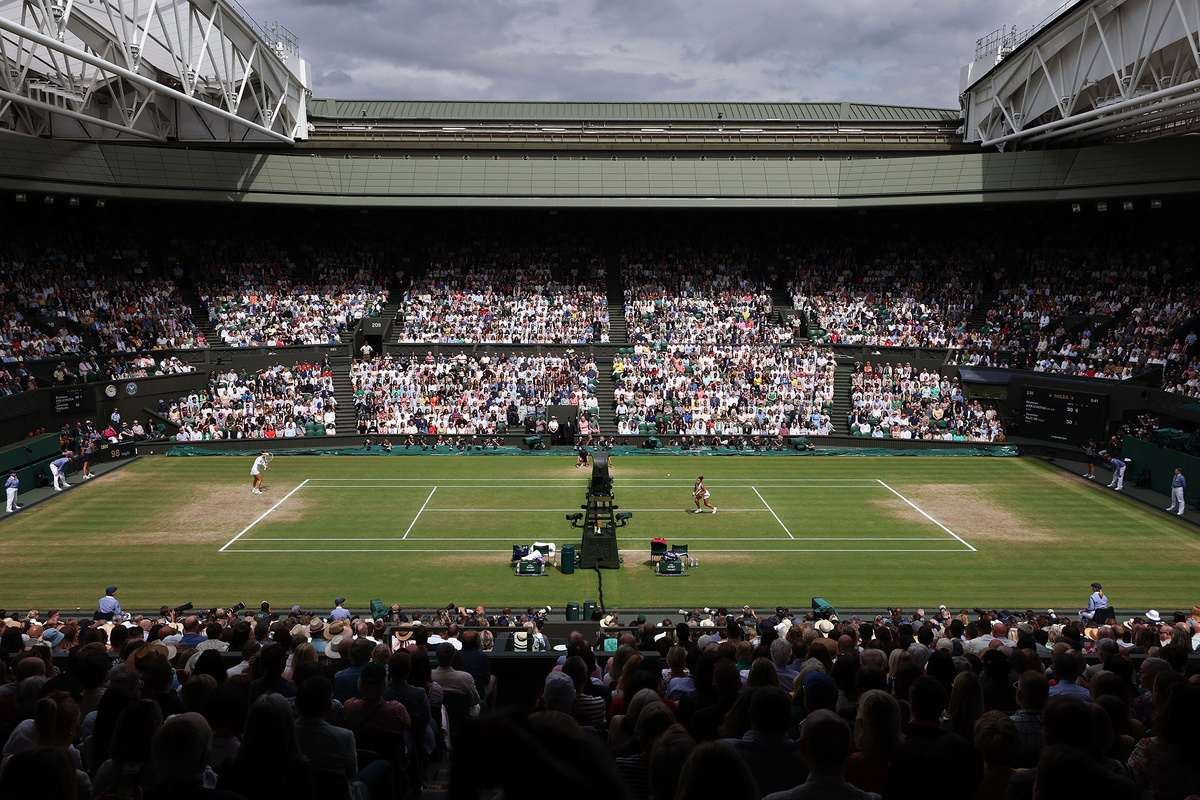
3 454 1198 612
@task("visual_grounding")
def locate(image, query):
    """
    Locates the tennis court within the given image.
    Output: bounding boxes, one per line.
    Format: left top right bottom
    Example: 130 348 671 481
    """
220 477 974 554
6 453 1200 609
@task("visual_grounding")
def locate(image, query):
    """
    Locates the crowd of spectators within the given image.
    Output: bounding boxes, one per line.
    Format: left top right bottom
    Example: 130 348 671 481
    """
3 247 204 358
396 244 609 344
0 364 37 395
351 351 597 436
4 598 1200 799
611 344 836 437
0 304 82 361
622 247 789 345
200 254 388 347
787 245 980 349
51 355 195 385
953 247 1200 386
847 362 1005 442
169 359 338 441
58 410 168 455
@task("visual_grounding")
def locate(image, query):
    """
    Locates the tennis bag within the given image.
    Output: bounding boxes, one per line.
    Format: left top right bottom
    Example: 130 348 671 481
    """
512 545 531 562
812 597 839 620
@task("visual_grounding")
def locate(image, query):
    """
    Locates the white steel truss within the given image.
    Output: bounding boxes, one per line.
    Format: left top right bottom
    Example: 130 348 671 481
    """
0 0 310 143
960 0 1200 148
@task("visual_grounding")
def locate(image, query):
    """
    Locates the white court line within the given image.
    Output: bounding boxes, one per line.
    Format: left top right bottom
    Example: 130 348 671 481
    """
300 484 883 489
224 547 972 553
402 487 437 539
422 508 769 512
219 479 309 553
237 536 952 542
309 479 883 484
752 486 794 540
876 479 976 552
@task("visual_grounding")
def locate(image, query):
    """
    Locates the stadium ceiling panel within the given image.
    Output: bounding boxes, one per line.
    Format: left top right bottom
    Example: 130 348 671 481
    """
961 0 1200 149
305 99 966 151
0 0 310 143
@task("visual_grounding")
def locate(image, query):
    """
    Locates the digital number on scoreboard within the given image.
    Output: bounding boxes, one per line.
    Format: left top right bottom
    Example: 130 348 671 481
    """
1021 387 1105 443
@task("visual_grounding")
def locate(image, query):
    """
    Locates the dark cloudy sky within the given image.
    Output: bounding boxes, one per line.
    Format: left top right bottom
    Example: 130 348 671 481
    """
248 0 1070 109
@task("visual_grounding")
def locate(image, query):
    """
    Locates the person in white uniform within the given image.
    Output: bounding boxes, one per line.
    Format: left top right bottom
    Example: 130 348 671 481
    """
1167 468 1186 515
692 476 716 514
5 471 19 512
49 453 73 491
1104 454 1126 492
251 452 270 494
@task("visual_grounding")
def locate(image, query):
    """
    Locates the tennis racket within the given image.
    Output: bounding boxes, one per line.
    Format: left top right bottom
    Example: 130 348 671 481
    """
263 453 274 464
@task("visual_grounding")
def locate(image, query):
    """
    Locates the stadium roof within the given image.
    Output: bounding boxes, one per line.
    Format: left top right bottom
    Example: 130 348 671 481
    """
307 100 961 125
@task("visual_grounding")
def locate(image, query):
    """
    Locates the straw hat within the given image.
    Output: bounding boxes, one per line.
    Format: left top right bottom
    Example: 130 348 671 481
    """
126 641 177 672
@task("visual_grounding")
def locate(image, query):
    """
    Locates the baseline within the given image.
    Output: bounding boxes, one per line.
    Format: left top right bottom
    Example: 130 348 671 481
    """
222 546 973 553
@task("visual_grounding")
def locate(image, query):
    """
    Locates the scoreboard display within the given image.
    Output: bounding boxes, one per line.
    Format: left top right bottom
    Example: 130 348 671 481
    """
1021 387 1106 443
52 386 96 415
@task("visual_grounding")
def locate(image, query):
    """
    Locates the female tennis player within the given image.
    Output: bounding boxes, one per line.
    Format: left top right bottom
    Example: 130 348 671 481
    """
251 451 272 494
693 476 716 514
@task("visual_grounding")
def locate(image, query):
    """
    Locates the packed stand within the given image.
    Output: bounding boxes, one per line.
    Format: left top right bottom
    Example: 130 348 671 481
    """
0 363 37 394
2 247 204 357
611 344 836 437
0 303 81 361
169 359 337 441
7 596 1200 800
622 246 789 345
956 245 1200 384
351 351 597 435
787 244 980 348
396 244 609 344
52 355 196 385
848 361 1006 442
200 251 388 347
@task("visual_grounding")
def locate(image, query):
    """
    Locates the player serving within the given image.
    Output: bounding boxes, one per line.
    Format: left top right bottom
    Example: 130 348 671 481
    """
251 451 272 494
692 475 716 514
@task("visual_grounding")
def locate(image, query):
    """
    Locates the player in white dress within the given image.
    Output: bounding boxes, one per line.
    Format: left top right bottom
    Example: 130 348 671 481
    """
692 476 716 514
251 452 271 494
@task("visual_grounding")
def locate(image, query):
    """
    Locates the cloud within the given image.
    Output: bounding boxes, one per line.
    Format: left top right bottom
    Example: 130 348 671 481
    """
244 0 1070 107
315 69 353 86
